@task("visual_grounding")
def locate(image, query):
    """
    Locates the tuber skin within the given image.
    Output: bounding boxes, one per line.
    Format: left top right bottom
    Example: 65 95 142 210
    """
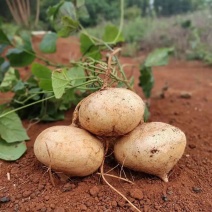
34 125 104 177
78 88 145 137
114 122 187 182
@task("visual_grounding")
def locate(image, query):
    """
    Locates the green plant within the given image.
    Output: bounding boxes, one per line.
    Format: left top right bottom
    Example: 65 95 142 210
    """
0 0 172 161
139 47 174 121
122 17 148 43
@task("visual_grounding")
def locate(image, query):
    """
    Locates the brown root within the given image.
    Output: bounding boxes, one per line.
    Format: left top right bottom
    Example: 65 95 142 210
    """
100 139 141 212
45 141 55 186
96 172 134 184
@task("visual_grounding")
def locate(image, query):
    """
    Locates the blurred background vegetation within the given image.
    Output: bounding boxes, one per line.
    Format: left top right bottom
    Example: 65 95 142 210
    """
0 0 212 63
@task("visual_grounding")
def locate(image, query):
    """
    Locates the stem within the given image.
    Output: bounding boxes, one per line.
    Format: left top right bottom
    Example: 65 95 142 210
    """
9 39 66 68
113 0 124 44
0 95 54 118
67 79 102 89
78 0 133 90
13 93 41 105
102 48 121 89
35 0 40 27
6 0 21 25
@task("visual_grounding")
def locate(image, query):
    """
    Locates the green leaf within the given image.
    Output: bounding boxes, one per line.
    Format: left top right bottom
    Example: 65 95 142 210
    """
52 69 70 99
39 32 57 53
0 67 19 92
59 89 78 110
76 0 85 8
57 16 79 37
52 2 77 33
67 66 85 86
31 63 52 91
144 47 174 67
57 27 72 38
47 1 64 20
0 28 11 45
56 2 76 21
6 48 35 67
19 31 34 52
139 66 154 98
0 111 29 143
13 80 25 92
80 33 101 60
39 98 65 121
0 61 10 83
0 139 26 161
102 25 124 43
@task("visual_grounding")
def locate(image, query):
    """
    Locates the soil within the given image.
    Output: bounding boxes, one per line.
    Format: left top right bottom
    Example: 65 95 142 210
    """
0 36 212 212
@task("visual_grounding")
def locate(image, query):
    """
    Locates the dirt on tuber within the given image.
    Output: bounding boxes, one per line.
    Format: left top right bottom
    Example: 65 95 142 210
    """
34 125 104 177
114 122 187 182
77 88 145 137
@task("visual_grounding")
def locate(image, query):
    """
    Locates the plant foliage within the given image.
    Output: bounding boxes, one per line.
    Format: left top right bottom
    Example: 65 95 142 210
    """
0 0 173 161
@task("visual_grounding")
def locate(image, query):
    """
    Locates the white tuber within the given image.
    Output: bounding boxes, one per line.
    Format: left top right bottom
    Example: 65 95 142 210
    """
114 122 186 182
78 88 145 137
34 125 104 177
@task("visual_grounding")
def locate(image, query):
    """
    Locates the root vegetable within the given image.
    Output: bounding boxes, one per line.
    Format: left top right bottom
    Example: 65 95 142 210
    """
114 122 186 182
34 125 104 177
78 88 145 137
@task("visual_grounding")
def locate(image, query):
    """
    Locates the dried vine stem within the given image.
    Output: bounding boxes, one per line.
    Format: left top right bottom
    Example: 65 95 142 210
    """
100 140 141 212
102 48 121 89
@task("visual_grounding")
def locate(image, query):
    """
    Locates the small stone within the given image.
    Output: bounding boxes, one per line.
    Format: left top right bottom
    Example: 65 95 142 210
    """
162 195 168 201
30 175 40 183
44 196 49 201
129 188 144 200
180 92 192 99
54 207 65 212
62 183 73 192
167 190 173 195
38 184 45 191
16 194 22 199
22 190 32 198
14 204 19 211
0 196 10 203
36 203 45 210
89 186 100 197
188 144 196 149
30 193 36 199
50 204 56 209
79 204 87 211
192 187 202 193
111 200 117 207
154 204 161 210
117 201 125 207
